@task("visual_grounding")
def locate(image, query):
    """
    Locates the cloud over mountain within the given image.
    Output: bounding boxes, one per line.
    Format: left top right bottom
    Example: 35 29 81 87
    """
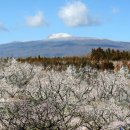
59 1 100 27
26 11 46 27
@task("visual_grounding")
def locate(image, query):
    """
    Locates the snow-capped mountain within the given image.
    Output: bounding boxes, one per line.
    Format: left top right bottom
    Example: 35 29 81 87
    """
48 33 72 39
0 35 130 57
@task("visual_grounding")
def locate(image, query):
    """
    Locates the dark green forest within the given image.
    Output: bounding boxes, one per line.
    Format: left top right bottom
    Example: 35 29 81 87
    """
91 48 130 61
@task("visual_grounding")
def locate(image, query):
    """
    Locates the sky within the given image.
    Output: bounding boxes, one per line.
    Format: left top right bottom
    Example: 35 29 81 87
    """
0 0 130 44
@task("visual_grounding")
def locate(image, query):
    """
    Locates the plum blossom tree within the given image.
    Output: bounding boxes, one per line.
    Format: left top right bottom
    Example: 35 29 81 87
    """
0 58 130 130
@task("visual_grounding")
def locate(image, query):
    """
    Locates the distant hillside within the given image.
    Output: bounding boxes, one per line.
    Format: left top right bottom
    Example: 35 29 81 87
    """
0 37 130 57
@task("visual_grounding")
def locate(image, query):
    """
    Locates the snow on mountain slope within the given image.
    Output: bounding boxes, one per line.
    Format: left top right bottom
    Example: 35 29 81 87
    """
48 33 72 39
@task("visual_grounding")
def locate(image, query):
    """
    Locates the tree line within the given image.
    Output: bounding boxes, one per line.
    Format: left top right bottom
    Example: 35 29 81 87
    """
16 48 130 71
91 47 130 61
17 56 92 71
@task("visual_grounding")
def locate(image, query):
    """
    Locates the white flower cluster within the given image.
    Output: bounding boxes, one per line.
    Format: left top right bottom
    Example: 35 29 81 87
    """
0 58 130 130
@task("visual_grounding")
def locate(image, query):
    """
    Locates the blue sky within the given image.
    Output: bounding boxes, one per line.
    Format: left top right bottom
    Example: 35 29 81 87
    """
0 0 130 44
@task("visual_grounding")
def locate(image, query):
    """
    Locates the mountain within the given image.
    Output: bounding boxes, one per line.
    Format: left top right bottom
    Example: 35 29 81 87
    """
0 36 130 57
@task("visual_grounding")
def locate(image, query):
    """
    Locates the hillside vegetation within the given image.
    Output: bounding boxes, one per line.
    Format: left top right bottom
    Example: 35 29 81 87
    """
16 48 130 70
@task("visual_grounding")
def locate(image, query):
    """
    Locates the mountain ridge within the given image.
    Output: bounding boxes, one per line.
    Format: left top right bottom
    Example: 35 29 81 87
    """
0 37 130 57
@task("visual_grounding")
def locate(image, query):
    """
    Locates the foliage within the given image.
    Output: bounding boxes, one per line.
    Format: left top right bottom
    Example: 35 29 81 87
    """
17 56 91 71
17 48 130 70
91 48 130 61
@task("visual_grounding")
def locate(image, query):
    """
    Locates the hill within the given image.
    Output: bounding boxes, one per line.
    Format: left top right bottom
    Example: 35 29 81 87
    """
0 37 130 57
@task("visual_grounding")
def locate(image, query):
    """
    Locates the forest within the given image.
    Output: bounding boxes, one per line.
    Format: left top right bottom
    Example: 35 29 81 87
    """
91 48 130 61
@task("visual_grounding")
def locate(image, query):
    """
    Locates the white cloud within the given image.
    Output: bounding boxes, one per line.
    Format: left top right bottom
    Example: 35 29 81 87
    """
0 22 8 32
112 7 119 14
26 11 46 27
58 1 100 27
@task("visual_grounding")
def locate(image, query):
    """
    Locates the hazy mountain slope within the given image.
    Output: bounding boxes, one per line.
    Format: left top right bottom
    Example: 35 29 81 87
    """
0 38 130 57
